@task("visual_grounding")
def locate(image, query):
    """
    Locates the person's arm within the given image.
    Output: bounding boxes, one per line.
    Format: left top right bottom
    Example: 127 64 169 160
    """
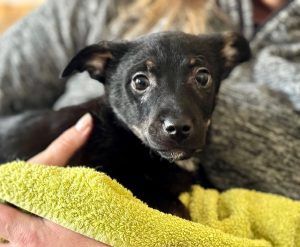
0 0 113 115
0 113 109 247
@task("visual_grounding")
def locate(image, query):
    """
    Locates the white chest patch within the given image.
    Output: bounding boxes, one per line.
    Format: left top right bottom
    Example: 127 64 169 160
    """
175 157 199 172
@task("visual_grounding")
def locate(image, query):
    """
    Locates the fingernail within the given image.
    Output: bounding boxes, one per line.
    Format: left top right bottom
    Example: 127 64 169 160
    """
207 119 211 128
75 113 92 132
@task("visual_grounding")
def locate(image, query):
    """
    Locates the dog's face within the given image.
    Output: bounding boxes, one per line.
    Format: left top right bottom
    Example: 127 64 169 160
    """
62 32 250 161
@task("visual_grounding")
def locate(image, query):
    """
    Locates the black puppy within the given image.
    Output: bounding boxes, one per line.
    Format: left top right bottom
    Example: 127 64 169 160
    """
0 31 250 218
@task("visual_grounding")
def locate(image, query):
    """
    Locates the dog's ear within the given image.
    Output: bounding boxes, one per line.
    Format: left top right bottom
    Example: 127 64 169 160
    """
61 41 128 82
220 32 251 79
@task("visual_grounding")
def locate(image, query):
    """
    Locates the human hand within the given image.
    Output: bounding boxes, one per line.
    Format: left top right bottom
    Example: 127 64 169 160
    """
0 113 111 247
0 203 110 247
28 112 93 166
261 0 286 9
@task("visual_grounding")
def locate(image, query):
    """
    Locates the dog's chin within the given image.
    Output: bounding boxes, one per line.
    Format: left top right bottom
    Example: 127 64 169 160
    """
156 149 194 161
143 135 202 161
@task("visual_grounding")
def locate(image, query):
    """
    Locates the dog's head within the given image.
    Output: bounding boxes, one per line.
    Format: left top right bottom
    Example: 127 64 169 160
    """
62 31 250 161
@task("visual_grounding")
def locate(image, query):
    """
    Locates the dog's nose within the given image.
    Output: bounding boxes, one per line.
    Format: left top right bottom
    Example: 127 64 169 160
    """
163 117 193 141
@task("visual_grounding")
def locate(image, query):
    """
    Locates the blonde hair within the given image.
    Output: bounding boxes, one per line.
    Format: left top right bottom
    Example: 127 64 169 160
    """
110 0 214 39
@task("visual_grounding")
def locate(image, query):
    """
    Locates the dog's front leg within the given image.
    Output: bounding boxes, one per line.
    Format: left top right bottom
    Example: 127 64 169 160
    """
0 98 113 164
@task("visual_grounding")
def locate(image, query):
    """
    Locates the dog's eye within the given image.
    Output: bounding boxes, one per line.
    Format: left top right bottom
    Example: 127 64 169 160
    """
132 74 150 92
195 68 211 88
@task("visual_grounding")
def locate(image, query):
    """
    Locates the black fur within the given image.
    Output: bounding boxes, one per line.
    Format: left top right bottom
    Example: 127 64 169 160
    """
0 31 251 218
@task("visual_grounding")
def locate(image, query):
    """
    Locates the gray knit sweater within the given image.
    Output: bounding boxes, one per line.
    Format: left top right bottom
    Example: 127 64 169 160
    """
0 0 299 198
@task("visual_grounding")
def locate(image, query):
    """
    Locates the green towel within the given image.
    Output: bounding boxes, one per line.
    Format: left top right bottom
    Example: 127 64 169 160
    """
0 161 299 247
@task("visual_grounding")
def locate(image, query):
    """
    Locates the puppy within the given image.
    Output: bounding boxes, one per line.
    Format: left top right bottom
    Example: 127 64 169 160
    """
0 31 251 218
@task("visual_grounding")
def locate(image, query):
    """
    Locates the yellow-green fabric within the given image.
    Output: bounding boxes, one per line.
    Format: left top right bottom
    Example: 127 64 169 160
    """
0 161 299 247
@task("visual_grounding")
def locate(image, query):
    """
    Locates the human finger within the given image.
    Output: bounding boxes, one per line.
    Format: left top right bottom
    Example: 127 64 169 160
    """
29 113 93 166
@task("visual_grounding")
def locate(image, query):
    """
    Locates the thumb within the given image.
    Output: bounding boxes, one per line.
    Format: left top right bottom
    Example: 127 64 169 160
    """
28 113 93 166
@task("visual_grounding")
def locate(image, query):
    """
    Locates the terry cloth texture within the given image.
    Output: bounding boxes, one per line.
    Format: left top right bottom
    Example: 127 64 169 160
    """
0 161 300 247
